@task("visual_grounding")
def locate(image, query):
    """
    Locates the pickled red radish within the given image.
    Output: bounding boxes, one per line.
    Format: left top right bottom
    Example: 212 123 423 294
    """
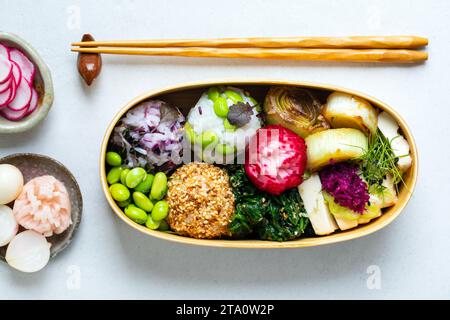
10 60 22 86
0 104 29 121
0 55 12 83
0 43 39 120
0 44 9 59
7 77 31 111
0 77 12 93
0 85 13 106
24 87 38 116
9 48 35 83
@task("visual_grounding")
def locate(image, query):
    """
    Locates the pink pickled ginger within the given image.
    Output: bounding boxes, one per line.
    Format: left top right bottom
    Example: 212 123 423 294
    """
13 175 72 237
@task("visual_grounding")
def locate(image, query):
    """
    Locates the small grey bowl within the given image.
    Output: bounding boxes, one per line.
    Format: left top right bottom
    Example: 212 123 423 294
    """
0 153 82 262
0 32 54 134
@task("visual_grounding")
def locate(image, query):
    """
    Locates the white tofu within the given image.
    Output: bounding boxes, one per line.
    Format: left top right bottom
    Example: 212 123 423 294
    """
298 173 338 236
381 175 398 208
377 111 412 172
335 217 358 230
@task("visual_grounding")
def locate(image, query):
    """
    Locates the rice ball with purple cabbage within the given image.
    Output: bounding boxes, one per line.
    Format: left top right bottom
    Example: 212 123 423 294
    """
110 100 185 173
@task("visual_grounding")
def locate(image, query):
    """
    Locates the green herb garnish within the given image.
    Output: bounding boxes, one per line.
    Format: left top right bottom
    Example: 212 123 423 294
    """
358 129 405 193
227 165 309 241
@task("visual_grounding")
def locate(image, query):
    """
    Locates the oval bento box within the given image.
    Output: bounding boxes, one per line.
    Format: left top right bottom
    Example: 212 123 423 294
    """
100 80 417 248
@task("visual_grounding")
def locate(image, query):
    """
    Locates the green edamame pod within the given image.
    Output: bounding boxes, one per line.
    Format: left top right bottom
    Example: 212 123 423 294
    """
225 89 244 103
223 119 237 132
158 220 170 231
145 215 161 230
109 183 130 202
207 87 220 101
151 200 169 221
216 143 235 155
124 205 148 224
120 168 130 185
125 167 147 188
247 96 258 106
213 97 229 118
106 152 122 167
200 130 219 148
107 167 123 185
185 123 195 143
133 192 154 212
134 174 154 193
117 198 131 208
150 172 168 201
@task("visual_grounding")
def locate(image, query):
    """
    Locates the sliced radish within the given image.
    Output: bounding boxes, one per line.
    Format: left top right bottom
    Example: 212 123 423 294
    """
0 44 10 60
7 77 31 111
9 48 35 83
24 88 38 117
0 78 16 107
0 55 12 83
5 230 51 273
0 86 13 106
10 60 22 86
0 205 18 247
0 77 12 93
0 102 29 121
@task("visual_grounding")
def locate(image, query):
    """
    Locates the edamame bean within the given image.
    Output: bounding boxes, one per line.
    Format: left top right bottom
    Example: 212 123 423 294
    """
109 183 130 202
124 204 148 224
216 143 235 155
151 200 169 221
223 119 237 132
158 219 170 231
120 168 130 185
133 192 154 212
213 97 229 118
200 130 218 148
125 167 147 188
117 198 131 208
106 152 122 167
247 96 258 106
224 90 244 103
107 167 123 185
185 123 195 143
134 174 154 193
247 96 261 111
150 172 167 200
145 215 161 230
207 87 220 101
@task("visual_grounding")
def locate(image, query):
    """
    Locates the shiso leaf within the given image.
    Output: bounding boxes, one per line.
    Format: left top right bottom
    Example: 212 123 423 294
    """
226 102 253 128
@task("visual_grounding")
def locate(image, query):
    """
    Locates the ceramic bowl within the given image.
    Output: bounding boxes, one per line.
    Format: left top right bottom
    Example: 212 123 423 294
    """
0 153 82 261
100 79 418 248
0 32 54 134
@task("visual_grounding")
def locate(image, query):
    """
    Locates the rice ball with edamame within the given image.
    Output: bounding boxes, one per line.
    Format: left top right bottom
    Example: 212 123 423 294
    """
185 86 262 163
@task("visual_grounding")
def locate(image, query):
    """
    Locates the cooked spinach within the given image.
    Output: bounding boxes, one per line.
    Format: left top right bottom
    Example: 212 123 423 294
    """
227 165 309 241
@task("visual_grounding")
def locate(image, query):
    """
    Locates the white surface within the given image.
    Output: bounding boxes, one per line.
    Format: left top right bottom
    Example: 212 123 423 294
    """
0 0 449 299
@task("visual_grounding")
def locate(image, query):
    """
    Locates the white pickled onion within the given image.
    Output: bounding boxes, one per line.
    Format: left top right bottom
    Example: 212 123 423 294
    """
5 230 51 273
0 205 18 247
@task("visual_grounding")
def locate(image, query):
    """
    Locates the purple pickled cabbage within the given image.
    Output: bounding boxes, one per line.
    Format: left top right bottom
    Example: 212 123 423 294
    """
110 100 185 173
319 162 369 213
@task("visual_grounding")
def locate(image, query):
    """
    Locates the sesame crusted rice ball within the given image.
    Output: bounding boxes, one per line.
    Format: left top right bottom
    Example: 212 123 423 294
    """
166 162 235 239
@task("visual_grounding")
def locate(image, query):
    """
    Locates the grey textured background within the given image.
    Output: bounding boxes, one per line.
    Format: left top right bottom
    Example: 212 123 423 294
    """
0 0 449 299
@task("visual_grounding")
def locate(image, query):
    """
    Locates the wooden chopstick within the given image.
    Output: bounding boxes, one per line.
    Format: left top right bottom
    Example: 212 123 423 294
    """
71 35 428 49
71 47 428 63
